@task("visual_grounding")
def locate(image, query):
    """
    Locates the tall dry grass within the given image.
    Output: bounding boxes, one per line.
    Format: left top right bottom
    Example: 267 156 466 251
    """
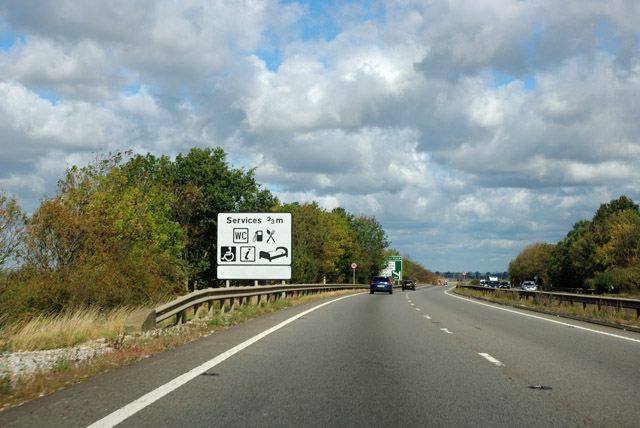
0 307 133 352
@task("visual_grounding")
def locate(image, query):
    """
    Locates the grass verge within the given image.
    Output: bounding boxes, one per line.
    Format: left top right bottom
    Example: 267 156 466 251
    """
454 287 640 328
1 289 362 410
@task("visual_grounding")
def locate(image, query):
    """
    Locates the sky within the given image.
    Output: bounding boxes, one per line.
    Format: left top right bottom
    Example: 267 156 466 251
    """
0 0 639 273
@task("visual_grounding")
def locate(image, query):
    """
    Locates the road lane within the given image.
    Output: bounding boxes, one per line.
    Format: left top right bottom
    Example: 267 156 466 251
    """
410 286 640 427
118 289 616 427
2 287 638 427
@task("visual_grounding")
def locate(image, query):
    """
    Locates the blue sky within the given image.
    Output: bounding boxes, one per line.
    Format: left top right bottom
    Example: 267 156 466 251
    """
1 0 639 272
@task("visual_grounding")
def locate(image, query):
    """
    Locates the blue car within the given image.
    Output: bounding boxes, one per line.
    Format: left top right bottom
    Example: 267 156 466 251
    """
370 276 393 294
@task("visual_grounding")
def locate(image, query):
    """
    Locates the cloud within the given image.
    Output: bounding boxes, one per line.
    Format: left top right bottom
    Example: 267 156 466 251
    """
0 0 639 271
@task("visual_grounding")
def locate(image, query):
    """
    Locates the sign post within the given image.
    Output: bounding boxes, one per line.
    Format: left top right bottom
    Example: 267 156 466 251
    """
351 262 357 284
217 213 292 280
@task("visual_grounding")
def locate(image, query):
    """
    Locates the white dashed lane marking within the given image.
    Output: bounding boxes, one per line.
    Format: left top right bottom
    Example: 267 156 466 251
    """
479 353 505 366
440 328 453 334
424 315 431 320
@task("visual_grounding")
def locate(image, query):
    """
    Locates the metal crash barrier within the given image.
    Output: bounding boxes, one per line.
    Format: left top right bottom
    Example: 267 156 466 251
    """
151 284 367 328
456 285 640 319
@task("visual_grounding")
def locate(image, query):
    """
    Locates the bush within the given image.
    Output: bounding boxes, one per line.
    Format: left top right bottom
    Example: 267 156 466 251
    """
1 250 184 322
586 267 640 294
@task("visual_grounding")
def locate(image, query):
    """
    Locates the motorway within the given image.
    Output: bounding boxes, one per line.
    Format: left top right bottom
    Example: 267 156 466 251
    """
1 285 639 427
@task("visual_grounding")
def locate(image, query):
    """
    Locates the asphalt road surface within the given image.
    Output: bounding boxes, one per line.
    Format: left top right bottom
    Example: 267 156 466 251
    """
2 286 639 427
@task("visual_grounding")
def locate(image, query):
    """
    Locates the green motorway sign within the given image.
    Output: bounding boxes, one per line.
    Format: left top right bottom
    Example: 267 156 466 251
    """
382 256 402 280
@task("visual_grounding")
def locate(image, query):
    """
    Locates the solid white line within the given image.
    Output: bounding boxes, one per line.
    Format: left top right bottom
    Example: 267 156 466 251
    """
479 353 505 366
445 288 640 344
86 294 357 428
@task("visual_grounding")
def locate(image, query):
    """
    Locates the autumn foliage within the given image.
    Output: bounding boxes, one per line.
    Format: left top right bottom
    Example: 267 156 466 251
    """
1 148 392 320
2 153 186 317
508 196 640 293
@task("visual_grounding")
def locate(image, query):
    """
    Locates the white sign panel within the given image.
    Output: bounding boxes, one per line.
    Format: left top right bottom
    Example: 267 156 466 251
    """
217 212 292 280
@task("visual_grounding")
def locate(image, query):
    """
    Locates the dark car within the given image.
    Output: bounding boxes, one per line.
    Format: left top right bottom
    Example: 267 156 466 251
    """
370 276 393 294
500 281 510 288
402 280 416 291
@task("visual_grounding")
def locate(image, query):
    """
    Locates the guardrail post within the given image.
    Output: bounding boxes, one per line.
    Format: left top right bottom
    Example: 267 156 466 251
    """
220 299 226 315
208 301 215 317
193 303 201 319
176 310 185 325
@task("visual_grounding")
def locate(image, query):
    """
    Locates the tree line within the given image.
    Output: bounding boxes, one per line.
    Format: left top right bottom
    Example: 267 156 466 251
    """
0 148 391 319
508 196 640 294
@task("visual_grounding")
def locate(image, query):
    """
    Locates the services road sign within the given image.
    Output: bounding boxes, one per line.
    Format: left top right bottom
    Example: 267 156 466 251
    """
217 212 292 280
381 256 402 280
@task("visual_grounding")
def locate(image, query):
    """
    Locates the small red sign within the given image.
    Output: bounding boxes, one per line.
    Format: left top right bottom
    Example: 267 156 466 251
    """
351 263 357 269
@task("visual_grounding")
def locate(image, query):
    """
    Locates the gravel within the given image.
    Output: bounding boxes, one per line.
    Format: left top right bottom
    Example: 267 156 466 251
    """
0 339 114 380
0 323 198 381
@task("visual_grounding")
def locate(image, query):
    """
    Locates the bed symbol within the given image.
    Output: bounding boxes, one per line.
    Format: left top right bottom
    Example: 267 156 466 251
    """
259 246 288 261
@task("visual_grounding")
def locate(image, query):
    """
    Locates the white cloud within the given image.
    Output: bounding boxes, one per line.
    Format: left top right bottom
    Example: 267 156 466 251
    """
0 0 639 271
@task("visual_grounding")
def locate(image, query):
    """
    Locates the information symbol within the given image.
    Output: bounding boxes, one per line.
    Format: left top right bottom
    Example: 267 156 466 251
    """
241 247 256 262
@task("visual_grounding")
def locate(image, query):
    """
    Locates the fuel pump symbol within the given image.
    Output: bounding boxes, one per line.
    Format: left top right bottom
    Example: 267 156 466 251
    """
253 230 263 242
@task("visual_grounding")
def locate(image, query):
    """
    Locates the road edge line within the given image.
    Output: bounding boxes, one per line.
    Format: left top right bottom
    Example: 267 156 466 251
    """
86 293 358 428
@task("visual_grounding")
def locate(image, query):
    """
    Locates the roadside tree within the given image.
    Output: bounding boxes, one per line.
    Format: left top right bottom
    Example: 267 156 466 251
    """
0 191 26 272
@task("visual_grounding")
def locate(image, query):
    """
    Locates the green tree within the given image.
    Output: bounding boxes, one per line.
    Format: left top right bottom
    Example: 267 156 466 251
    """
508 242 554 286
402 255 437 284
278 202 387 284
332 208 389 282
547 220 590 288
529 195 640 291
592 195 639 224
0 191 26 272
607 209 640 267
280 202 351 283
19 152 185 312
350 215 389 281
169 147 278 289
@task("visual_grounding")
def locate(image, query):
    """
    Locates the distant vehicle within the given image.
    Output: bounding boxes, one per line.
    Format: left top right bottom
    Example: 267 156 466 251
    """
488 280 500 288
371 276 393 294
521 281 537 291
480 280 487 286
402 280 416 291
500 281 510 289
